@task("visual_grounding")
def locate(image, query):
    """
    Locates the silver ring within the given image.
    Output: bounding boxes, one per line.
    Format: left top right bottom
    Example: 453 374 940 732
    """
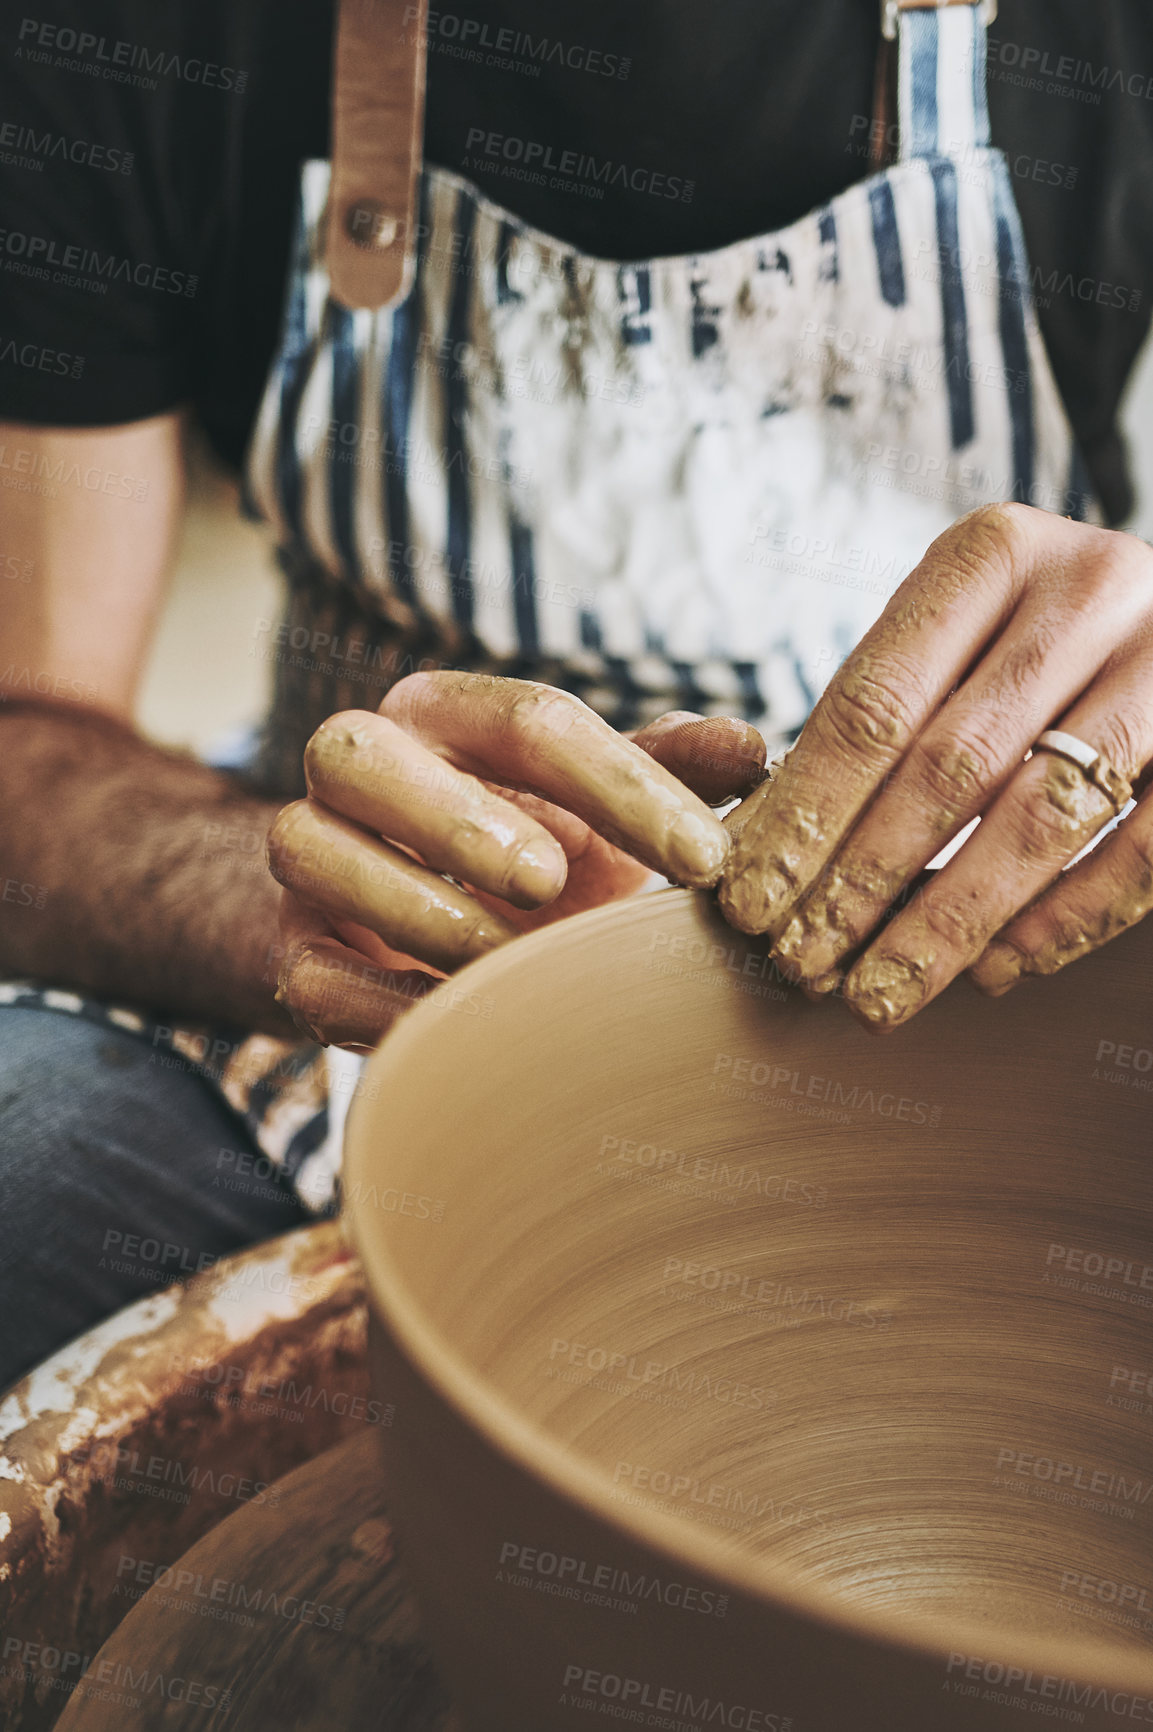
1033 729 1133 814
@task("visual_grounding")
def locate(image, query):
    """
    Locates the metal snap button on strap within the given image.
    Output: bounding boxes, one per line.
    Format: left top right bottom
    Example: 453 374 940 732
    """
345 201 400 251
326 0 429 310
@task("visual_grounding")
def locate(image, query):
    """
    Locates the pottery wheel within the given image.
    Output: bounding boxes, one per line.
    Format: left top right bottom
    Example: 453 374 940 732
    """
53 1431 461 1731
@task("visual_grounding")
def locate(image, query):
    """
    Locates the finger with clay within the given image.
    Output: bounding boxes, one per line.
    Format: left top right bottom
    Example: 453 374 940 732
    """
275 890 440 1055
268 673 766 1049
718 505 1153 1029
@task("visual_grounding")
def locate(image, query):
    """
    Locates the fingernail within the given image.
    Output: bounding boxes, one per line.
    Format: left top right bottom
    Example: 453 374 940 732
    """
508 838 567 907
844 953 927 1029
969 940 1024 997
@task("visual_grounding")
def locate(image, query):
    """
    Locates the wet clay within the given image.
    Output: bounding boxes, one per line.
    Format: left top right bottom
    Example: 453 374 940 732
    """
717 506 1028 938
725 721 1135 1026
718 786 832 935
772 854 908 988
1034 752 1117 832
768 728 1081 988
268 799 519 975
973 826 1153 994
384 673 731 888
716 656 914 938
838 757 1118 1029
843 947 933 1027
524 728 731 889
306 711 567 910
345 888 1153 1732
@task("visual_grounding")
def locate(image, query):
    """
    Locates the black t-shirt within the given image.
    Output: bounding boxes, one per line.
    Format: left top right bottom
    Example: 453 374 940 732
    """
1 0 1152 521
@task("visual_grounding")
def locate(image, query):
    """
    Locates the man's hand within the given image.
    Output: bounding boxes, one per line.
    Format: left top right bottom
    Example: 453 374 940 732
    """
718 504 1153 1030
268 672 765 1048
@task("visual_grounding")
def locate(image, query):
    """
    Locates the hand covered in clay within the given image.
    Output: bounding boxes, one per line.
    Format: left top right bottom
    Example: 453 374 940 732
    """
718 504 1153 1030
268 671 765 1048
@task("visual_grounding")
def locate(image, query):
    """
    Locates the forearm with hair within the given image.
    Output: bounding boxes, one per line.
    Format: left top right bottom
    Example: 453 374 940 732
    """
0 703 295 1034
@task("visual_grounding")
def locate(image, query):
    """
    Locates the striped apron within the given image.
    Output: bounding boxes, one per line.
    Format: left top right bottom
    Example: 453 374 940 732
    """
243 0 1094 812
2 4 1099 1213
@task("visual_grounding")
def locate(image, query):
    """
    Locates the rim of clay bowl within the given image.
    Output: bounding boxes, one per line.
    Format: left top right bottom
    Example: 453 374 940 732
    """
346 887 1153 1696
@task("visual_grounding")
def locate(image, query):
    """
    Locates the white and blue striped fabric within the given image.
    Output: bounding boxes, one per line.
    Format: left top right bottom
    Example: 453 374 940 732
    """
899 1 990 158
6 5 1090 1215
245 1 1095 809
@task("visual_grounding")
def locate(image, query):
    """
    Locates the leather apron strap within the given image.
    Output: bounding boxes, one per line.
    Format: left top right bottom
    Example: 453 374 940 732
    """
326 0 429 311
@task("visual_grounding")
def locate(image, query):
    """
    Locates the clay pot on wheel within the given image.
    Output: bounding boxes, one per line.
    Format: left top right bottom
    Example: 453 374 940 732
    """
346 888 1153 1732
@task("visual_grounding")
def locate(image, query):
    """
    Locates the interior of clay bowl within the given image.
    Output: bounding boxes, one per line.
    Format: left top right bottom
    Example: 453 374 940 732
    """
348 888 1153 1659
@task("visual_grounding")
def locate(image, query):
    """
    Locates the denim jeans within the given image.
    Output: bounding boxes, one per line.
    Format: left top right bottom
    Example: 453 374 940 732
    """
0 1004 314 1390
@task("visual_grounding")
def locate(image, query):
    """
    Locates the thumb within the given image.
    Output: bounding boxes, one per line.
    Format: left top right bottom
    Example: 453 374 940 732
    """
629 712 767 807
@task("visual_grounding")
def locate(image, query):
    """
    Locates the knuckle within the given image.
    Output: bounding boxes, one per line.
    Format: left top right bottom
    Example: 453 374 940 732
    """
378 667 453 718
1005 782 1087 866
954 501 1036 574
1118 817 1153 890
1029 529 1153 637
994 618 1062 699
817 663 920 763
969 500 1036 553
1052 574 1123 643
1078 546 1128 604
1017 883 1115 973
503 680 585 748
920 503 1037 609
1095 706 1151 781
1032 902 1076 951
917 888 987 955
1006 903 1076 975
1078 529 1153 601
1124 545 1153 607
913 724 1002 813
